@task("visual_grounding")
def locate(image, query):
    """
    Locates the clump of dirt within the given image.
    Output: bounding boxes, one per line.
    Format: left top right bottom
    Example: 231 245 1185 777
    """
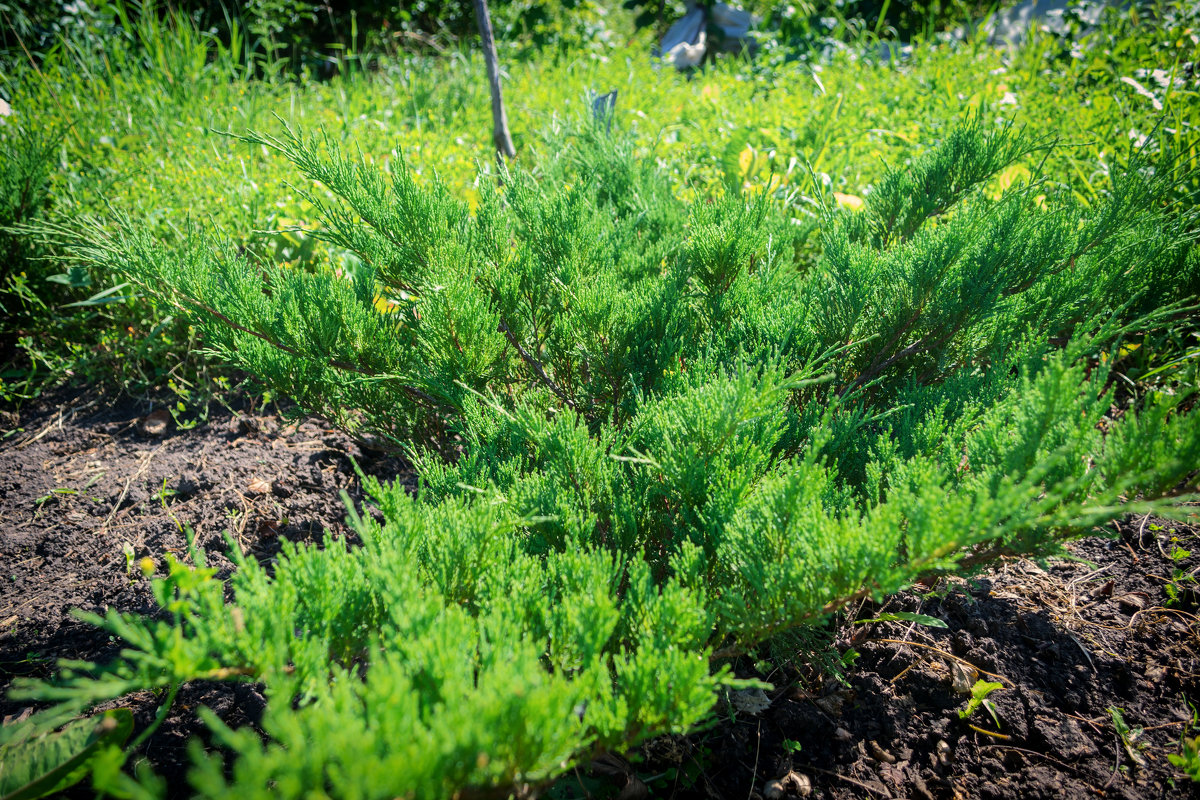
2 388 1198 799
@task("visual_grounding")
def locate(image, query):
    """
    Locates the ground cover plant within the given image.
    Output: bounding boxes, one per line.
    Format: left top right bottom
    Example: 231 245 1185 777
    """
11 103 1200 796
3 1 1200 797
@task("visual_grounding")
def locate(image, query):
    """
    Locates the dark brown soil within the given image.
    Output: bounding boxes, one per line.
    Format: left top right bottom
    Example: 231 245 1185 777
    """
2 388 1198 799
0 386 410 792
634 524 1200 799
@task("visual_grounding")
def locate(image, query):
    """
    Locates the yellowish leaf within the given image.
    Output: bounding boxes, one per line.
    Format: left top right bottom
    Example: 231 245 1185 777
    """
738 145 756 178
833 192 864 211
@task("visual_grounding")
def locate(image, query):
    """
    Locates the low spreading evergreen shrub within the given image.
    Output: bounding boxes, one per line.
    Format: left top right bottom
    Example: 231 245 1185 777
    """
12 113 1200 798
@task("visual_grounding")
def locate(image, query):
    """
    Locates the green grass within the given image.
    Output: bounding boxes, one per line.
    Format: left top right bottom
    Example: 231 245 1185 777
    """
0 7 1190 402
0 4 1196 401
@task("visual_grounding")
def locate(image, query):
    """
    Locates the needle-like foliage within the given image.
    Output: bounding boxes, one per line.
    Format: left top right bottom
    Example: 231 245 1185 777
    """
17 112 1200 799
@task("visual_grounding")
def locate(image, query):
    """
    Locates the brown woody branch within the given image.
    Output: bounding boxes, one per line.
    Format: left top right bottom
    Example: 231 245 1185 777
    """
497 319 577 410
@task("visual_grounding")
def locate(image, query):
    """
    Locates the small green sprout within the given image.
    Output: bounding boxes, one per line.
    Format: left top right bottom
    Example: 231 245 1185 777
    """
122 543 136 576
1109 707 1148 768
959 680 1004 728
1169 737 1200 782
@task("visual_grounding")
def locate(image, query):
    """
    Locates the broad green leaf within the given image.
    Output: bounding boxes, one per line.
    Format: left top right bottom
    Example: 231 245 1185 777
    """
0 709 134 800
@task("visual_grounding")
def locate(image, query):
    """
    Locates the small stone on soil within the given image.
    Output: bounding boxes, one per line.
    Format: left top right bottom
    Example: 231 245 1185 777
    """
764 771 812 798
141 409 171 436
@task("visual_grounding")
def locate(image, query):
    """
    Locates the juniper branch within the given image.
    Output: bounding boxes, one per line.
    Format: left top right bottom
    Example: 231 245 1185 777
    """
498 318 577 410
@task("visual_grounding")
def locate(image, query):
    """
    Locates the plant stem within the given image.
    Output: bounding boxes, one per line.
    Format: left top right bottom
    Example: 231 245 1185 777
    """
127 683 179 752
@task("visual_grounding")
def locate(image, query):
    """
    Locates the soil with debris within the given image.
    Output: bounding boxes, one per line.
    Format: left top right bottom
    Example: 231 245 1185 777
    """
636 527 1200 799
2 387 1198 799
0 386 410 794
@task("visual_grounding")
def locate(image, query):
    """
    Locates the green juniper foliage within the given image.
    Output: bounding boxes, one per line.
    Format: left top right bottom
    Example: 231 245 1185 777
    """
16 113 1200 798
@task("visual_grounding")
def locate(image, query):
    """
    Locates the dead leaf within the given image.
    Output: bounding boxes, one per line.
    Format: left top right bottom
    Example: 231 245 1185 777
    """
730 687 771 715
247 477 272 495
950 660 977 694
916 576 941 592
1117 592 1150 612
1 706 33 725
764 779 786 800
764 771 812 798
869 739 897 764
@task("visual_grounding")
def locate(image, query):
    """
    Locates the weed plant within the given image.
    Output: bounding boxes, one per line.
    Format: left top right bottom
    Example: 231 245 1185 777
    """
0 117 59 355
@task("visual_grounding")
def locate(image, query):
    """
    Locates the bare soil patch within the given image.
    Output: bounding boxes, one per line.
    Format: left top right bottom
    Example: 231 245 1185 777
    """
0 387 409 791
